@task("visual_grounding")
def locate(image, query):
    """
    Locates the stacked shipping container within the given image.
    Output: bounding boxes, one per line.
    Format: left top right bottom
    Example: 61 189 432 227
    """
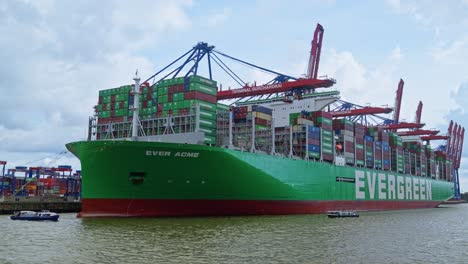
333 119 355 165
155 76 218 144
95 75 219 144
354 123 365 166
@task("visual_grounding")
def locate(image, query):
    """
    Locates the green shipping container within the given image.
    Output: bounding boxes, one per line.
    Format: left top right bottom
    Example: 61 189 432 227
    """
189 75 217 87
316 117 332 125
199 118 216 128
289 113 301 125
204 135 217 144
199 110 217 120
190 100 217 111
217 103 230 111
321 129 333 137
199 126 217 136
308 152 321 158
189 83 217 96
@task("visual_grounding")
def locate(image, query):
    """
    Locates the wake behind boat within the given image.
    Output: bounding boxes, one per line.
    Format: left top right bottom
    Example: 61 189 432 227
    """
10 210 59 221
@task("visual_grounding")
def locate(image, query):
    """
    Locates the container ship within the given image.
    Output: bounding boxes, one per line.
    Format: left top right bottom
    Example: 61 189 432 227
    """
66 24 464 217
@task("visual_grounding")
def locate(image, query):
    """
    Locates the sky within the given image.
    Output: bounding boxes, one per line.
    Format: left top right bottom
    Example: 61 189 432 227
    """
0 0 467 191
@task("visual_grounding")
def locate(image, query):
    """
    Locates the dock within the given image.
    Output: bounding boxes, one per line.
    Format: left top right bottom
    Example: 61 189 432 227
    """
0 196 81 214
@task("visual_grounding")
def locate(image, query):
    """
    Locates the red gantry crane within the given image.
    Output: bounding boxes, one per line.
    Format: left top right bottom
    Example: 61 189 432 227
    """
329 106 393 118
415 101 423 125
216 24 335 100
391 79 404 131
378 80 426 130
397 129 439 137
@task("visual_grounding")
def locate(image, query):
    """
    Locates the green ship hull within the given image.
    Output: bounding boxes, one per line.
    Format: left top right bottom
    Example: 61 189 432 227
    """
66 140 454 217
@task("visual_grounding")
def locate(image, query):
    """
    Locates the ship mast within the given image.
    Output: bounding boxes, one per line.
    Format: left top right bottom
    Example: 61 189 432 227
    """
132 72 141 140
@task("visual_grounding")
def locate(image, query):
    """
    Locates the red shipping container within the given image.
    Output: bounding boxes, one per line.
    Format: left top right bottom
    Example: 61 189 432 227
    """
142 100 148 108
157 104 163 111
311 111 333 119
308 138 320 145
103 104 108 111
98 96 103 104
177 84 185 92
238 106 248 113
168 94 173 102
323 153 334 161
110 103 115 110
119 101 124 108
255 118 268 126
111 95 116 102
344 141 354 150
189 91 217 104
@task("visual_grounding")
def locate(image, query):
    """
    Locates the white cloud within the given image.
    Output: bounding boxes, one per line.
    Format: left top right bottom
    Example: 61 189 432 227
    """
0 1 193 170
205 7 232 27
431 35 468 64
385 0 423 21
319 46 401 112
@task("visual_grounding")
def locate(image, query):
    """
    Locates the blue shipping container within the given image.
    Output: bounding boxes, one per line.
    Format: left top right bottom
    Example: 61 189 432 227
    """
307 144 320 152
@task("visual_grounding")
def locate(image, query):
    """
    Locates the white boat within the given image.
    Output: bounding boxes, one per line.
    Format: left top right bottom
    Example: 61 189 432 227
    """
10 210 59 221
327 210 359 218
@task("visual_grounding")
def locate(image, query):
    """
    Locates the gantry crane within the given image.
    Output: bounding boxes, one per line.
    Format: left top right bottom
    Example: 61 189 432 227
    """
397 130 439 136
217 24 335 100
415 101 423 125
391 79 404 131
378 79 425 130
329 106 393 118
141 24 335 102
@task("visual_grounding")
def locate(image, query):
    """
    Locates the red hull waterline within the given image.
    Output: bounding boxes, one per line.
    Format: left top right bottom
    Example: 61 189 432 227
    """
78 199 443 218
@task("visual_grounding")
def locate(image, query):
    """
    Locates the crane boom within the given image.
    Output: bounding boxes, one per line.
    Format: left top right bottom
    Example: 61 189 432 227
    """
378 122 425 130
217 78 335 100
455 128 464 168
446 121 453 155
450 123 459 160
329 107 392 118
420 135 449 141
415 101 423 124
392 79 404 127
397 130 439 136
452 126 459 166
307 24 324 79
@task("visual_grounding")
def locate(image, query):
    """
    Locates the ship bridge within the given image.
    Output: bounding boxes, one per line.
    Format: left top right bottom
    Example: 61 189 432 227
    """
236 91 340 127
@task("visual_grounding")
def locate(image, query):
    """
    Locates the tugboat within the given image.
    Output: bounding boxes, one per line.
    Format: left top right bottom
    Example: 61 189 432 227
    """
327 210 359 218
10 210 60 221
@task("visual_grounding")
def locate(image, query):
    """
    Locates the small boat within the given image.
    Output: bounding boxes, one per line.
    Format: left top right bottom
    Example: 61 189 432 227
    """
10 210 59 221
327 210 359 218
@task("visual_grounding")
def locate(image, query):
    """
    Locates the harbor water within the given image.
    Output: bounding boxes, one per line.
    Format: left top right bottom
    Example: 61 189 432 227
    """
1 204 467 264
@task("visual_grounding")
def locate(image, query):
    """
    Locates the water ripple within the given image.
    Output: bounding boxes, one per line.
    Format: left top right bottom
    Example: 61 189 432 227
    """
0 204 467 264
